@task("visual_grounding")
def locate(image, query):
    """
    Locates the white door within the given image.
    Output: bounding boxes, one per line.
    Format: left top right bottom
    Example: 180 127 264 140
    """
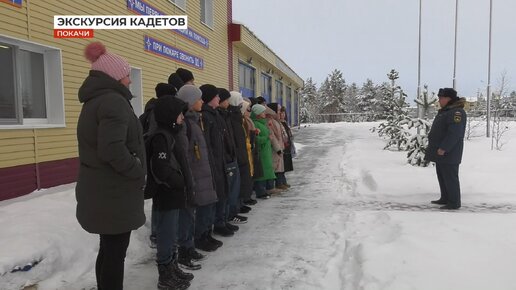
129 67 143 117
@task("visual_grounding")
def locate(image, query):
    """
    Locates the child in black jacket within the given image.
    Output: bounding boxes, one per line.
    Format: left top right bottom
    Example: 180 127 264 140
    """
150 95 193 290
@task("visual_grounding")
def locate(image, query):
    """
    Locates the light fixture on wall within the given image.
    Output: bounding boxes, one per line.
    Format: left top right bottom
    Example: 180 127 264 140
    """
266 68 273 74
279 76 283 80
246 56 253 64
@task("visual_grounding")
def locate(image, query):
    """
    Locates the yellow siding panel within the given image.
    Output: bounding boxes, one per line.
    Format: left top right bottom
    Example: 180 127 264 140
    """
0 130 34 139
0 137 34 146
0 158 36 168
38 140 77 150
38 152 77 163
36 129 77 137
0 150 34 162
38 146 77 157
1 144 34 154
38 134 77 144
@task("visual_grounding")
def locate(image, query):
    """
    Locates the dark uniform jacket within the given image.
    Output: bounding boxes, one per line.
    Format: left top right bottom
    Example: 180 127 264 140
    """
228 105 253 198
150 131 188 210
425 98 467 164
174 123 196 207
76 70 146 235
218 107 238 165
184 111 218 206
201 104 228 199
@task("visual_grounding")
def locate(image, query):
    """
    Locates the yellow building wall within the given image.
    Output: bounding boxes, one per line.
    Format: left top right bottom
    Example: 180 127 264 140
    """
0 0 230 169
233 40 303 122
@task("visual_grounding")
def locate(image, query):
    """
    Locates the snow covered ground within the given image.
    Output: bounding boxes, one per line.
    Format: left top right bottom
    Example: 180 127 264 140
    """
2 121 516 290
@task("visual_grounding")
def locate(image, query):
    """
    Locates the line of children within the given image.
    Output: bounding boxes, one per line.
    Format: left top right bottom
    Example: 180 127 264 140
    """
143 69 296 289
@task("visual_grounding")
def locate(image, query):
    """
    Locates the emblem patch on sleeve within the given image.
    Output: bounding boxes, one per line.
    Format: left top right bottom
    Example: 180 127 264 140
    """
454 112 462 123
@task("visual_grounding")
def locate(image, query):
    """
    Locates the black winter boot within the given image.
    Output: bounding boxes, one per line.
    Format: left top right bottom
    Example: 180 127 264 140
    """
178 247 202 270
213 225 234 237
157 263 190 290
173 261 194 281
207 231 223 248
195 236 218 252
188 247 206 261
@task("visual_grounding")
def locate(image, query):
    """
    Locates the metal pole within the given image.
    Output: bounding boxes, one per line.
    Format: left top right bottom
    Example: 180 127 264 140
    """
486 0 493 137
417 0 422 104
417 0 422 133
452 0 459 89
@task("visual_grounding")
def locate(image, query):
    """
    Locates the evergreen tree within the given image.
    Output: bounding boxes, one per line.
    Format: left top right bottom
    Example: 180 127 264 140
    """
406 119 432 166
406 85 436 166
299 77 320 123
342 82 359 113
319 69 346 115
375 69 411 150
358 79 380 120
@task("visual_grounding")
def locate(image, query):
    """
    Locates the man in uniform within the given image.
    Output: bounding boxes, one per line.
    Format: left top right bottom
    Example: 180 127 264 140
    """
425 88 467 210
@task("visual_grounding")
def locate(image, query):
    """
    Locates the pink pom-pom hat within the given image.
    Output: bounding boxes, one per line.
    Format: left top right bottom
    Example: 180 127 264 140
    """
84 42 130 81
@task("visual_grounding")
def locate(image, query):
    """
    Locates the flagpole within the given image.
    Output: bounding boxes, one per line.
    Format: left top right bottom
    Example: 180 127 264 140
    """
452 0 458 89
417 0 422 106
486 0 493 137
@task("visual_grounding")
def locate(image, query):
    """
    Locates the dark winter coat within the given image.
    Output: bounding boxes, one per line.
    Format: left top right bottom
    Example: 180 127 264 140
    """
218 107 238 164
228 105 253 199
174 124 196 207
201 104 227 199
425 98 467 164
184 111 218 206
151 95 190 210
149 131 188 210
281 120 294 172
76 70 146 235
251 114 276 181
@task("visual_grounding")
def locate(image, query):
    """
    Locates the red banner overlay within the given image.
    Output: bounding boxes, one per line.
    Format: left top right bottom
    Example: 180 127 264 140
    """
54 29 94 38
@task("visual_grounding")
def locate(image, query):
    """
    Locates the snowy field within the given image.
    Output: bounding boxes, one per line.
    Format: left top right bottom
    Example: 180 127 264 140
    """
2 121 516 290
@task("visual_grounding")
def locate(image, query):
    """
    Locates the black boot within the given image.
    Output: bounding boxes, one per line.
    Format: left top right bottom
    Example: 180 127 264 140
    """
431 199 447 205
188 247 206 261
213 225 234 237
239 205 252 213
226 223 239 232
207 231 223 248
244 199 257 205
195 236 218 252
178 247 202 270
157 262 190 290
173 261 194 281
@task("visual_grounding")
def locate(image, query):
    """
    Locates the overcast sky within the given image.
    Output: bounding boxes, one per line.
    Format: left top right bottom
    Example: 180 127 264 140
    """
233 0 516 101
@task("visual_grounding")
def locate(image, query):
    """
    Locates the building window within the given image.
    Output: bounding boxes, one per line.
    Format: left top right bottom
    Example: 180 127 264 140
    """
285 86 292 123
293 90 299 126
169 0 186 11
0 36 64 128
261 73 272 103
275 80 283 105
201 0 213 28
239 62 255 98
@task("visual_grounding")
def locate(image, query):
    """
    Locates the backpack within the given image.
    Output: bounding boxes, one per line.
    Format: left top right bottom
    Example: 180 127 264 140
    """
139 110 152 135
139 98 158 136
143 129 176 200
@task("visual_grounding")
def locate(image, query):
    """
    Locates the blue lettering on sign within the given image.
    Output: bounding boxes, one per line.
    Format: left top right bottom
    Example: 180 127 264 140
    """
3 0 23 6
144 35 204 70
127 0 209 48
